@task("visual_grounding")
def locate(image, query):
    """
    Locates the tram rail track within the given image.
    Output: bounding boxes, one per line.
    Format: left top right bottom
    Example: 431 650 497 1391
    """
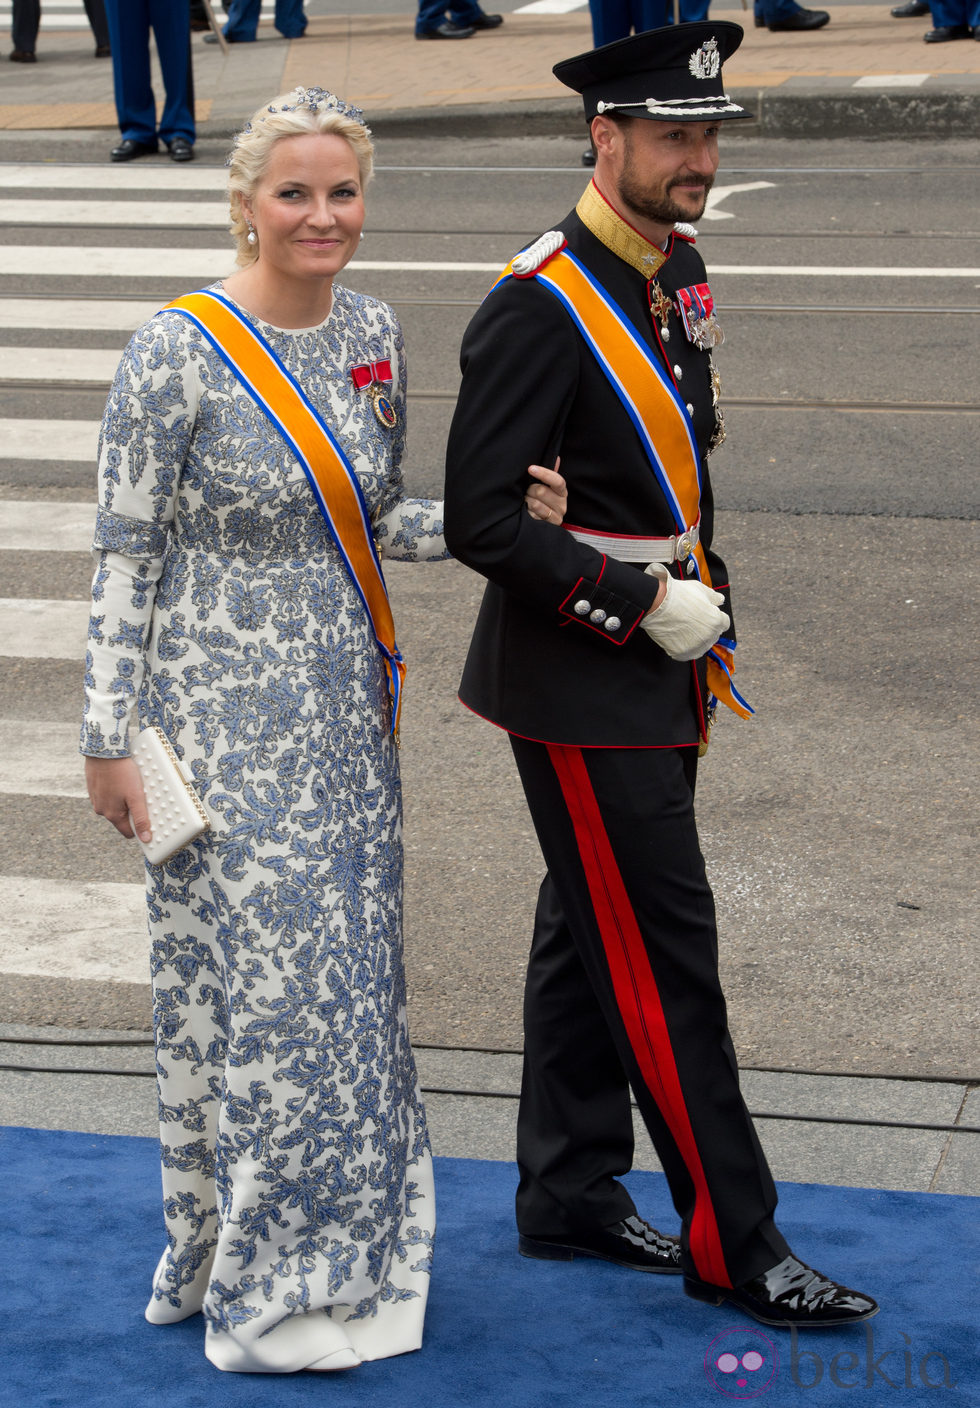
2 377 977 413
1 1036 976 1135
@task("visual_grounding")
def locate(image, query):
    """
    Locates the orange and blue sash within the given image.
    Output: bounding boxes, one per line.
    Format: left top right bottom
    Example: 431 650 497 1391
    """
493 249 751 722
165 289 405 734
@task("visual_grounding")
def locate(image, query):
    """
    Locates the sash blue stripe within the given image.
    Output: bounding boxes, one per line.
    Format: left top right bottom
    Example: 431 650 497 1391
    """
707 647 754 715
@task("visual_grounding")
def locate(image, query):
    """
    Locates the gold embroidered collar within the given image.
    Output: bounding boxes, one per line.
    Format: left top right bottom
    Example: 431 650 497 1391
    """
576 180 666 280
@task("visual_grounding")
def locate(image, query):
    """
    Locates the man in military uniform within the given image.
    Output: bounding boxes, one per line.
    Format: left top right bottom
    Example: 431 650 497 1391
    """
443 23 878 1328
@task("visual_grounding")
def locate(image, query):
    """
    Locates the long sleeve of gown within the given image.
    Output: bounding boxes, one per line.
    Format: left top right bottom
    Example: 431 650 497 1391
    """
80 315 198 756
371 312 450 564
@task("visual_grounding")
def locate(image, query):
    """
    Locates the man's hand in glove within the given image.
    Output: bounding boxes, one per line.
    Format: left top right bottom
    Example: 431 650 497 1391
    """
639 563 730 662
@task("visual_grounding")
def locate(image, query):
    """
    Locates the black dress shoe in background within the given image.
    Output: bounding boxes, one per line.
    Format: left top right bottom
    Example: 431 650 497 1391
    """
685 1254 879 1327
768 8 830 29
417 21 474 36
465 10 504 27
9 49 37 62
520 1215 682 1273
923 23 971 38
110 138 158 162
168 138 194 163
890 0 928 13
94 43 111 57
581 146 596 167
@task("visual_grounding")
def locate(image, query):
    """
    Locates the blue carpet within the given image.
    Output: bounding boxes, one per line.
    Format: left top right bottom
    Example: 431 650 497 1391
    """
0 1126 975 1408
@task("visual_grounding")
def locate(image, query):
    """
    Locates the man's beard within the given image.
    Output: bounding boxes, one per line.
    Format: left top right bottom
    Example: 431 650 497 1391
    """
617 144 714 227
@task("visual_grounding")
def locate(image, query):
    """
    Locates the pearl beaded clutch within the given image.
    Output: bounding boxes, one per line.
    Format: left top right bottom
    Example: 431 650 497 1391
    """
129 726 211 866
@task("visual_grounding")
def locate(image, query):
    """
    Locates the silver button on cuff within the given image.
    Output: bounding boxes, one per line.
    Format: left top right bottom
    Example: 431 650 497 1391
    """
574 599 591 615
589 608 607 624
604 616 621 632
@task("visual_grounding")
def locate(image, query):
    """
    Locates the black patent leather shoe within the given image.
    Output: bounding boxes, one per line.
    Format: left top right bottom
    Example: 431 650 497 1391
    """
890 0 928 13
465 10 504 27
768 8 830 28
923 23 971 39
416 21 474 37
519 1214 682 1273
110 138 158 162
685 1254 878 1327
168 137 194 162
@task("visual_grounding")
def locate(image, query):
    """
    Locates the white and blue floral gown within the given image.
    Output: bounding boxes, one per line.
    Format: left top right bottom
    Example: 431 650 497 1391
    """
81 284 445 1373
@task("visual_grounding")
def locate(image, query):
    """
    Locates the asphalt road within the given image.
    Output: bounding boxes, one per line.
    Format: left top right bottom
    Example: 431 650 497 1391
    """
0 132 977 1079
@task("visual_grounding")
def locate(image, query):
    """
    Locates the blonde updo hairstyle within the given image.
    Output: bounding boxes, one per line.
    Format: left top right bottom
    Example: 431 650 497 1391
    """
228 87 374 268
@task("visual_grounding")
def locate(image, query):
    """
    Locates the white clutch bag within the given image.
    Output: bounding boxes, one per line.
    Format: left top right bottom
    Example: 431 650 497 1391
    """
129 726 211 866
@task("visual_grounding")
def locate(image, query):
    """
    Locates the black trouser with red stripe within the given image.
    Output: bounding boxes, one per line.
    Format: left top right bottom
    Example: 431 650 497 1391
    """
510 737 790 1288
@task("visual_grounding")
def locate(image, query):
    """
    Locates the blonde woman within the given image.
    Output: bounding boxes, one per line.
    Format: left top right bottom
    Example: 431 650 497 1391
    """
82 88 566 1374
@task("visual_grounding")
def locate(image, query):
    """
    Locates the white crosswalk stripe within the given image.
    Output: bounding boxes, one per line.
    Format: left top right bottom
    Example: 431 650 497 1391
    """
514 0 587 12
0 876 147 983
1 164 227 192
0 499 94 549
0 421 99 462
0 299 164 331
0 347 121 385
0 598 90 658
2 200 231 228
0 720 89 798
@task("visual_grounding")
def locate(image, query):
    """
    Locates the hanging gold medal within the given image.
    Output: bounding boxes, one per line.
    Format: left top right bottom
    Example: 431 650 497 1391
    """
649 282 674 340
350 359 398 429
367 384 397 429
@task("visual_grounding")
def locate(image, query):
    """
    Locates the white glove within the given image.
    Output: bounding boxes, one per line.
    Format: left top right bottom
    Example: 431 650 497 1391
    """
640 563 730 662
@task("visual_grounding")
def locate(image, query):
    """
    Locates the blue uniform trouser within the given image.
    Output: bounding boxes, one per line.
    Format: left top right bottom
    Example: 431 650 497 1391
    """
927 0 980 27
223 0 307 41
103 0 194 146
754 0 806 23
588 0 671 44
415 0 488 35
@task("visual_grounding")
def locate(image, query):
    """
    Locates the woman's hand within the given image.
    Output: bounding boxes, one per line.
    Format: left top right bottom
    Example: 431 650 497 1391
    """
524 458 568 525
85 755 151 844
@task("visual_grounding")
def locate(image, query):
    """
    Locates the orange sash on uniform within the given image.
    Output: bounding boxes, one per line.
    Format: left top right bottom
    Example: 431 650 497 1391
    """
165 290 405 735
494 249 750 722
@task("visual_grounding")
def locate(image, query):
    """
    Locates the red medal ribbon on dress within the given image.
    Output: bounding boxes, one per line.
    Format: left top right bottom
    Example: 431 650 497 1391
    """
349 359 393 391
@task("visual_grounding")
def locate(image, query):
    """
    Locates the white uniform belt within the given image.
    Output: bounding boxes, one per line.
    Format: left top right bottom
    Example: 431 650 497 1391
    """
566 523 700 563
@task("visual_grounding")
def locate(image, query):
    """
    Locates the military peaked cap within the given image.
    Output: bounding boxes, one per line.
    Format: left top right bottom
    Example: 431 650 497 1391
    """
553 22 752 123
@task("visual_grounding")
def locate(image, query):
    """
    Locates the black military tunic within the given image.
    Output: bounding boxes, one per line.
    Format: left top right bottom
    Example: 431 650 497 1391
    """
445 198 731 747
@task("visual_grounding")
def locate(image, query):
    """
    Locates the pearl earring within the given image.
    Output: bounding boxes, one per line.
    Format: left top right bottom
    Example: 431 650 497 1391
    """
246 221 257 246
